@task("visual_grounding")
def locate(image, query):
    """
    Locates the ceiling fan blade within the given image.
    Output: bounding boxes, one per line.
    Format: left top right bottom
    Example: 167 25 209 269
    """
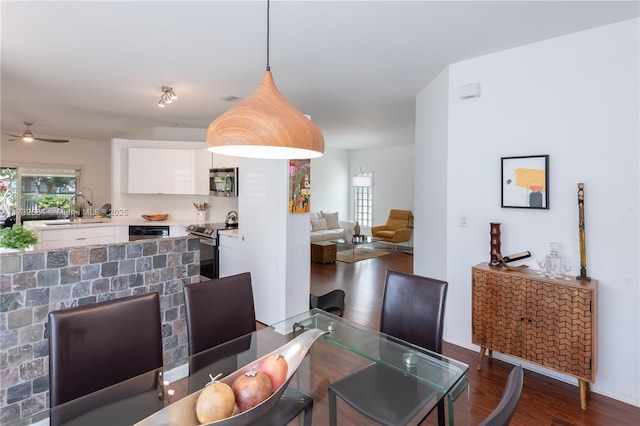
9 138 20 142
3 133 23 138
34 137 69 143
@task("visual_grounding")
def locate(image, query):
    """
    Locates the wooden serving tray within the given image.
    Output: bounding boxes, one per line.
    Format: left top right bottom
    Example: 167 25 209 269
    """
141 214 169 221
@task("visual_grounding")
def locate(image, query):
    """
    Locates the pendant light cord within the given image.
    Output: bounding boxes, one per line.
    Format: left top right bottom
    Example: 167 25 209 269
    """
266 0 270 72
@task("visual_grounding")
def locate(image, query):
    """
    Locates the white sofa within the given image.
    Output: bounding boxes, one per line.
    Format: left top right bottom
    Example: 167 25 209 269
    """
310 211 356 243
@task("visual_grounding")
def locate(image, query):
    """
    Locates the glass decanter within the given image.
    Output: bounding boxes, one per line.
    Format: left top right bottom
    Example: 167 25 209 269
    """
544 242 563 278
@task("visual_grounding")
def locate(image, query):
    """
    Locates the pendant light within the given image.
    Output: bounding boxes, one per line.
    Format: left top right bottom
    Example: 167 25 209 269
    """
206 0 324 159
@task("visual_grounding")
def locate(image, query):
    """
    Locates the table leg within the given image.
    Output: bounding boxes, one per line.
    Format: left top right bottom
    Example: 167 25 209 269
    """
446 377 469 426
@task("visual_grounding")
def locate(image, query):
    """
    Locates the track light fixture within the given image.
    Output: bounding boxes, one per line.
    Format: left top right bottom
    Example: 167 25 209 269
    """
158 86 178 108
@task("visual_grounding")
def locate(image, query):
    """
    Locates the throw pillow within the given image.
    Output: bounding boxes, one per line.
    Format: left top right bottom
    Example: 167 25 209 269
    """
322 211 340 229
311 218 328 231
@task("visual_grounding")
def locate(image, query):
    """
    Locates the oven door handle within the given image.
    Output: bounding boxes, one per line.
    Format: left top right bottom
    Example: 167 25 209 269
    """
199 238 217 247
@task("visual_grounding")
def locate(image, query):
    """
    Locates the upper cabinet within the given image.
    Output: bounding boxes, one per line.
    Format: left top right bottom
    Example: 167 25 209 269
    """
126 147 209 195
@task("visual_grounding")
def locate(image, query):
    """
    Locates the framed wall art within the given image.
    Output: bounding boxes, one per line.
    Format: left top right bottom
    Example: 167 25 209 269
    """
501 155 549 209
289 159 311 213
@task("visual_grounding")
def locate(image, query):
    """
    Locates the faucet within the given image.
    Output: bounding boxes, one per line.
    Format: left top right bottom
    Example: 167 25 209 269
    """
70 193 91 207
69 191 93 222
77 187 94 207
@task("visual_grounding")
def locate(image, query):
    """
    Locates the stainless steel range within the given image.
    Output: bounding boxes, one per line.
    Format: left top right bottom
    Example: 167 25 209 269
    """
185 222 235 280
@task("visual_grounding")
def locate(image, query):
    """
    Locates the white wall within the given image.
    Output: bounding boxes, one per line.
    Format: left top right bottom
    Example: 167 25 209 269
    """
0 135 111 209
309 148 350 218
239 157 309 325
349 145 415 229
416 19 639 405
414 68 449 281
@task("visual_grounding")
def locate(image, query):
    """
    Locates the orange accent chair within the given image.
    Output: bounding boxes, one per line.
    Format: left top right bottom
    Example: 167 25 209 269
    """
371 209 413 244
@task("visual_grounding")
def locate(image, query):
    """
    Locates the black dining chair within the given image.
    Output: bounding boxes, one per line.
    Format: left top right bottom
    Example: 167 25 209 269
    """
183 272 313 426
48 293 163 407
478 365 524 426
328 269 448 426
310 289 346 316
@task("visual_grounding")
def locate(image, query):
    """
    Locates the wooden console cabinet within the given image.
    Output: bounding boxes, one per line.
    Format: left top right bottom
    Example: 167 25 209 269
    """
472 262 597 409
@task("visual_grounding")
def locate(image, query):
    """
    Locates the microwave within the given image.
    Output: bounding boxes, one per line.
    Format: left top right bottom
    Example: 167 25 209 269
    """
209 167 238 197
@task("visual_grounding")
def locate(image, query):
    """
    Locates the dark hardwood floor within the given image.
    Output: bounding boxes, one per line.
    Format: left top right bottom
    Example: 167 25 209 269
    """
310 251 640 426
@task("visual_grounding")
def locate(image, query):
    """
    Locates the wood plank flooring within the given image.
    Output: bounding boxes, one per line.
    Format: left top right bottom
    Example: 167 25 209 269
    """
310 251 640 426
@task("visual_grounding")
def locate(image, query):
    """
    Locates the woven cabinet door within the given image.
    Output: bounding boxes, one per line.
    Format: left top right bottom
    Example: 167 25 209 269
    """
525 278 594 381
472 269 526 358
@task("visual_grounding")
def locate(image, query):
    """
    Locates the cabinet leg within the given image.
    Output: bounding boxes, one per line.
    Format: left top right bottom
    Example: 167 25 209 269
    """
476 347 487 371
579 380 588 410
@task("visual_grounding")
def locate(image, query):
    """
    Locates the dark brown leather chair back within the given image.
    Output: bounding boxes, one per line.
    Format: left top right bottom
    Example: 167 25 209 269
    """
184 273 314 425
183 272 256 356
328 270 449 426
48 292 163 407
380 269 448 353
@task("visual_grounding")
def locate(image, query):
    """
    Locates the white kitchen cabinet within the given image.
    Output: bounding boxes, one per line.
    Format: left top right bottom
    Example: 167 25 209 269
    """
127 147 209 195
114 225 129 243
218 232 246 278
36 226 115 250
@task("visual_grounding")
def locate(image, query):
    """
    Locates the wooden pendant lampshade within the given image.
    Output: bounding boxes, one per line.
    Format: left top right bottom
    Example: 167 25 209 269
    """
206 71 324 159
206 0 324 159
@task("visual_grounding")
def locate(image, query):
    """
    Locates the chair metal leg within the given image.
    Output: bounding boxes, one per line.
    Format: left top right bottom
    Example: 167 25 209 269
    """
303 398 313 426
329 387 338 426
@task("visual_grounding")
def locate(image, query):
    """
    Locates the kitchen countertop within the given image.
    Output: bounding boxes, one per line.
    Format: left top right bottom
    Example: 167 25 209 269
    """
218 228 240 237
23 217 202 229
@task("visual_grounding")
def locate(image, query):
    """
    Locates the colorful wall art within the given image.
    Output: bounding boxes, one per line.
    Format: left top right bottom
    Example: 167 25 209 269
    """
501 155 549 209
289 159 311 213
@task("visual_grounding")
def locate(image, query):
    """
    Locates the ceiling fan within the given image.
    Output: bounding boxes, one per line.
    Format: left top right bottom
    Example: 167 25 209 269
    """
4 121 69 143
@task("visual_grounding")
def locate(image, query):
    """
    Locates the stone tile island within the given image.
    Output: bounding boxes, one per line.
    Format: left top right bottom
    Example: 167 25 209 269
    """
0 236 201 424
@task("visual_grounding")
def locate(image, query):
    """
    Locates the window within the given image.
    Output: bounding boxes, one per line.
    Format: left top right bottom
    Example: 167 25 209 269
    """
353 172 373 226
0 166 80 221
0 168 17 222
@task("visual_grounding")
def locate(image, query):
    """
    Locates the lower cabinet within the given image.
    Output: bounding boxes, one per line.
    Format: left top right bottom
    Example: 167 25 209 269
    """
218 233 245 278
36 226 115 250
472 262 596 409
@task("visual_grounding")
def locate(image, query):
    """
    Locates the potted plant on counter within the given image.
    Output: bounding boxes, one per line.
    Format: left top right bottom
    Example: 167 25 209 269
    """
0 224 38 252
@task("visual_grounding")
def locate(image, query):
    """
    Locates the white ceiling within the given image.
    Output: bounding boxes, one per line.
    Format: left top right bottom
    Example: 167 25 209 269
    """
2 1 638 150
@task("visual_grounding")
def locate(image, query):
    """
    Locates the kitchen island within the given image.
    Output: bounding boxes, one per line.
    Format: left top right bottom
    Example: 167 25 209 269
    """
0 234 202 423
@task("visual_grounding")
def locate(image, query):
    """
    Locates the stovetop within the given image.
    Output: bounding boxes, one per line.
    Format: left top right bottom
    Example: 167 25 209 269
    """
186 222 236 239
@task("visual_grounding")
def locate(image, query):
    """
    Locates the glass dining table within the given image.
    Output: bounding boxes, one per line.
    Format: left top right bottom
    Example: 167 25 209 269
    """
21 309 469 426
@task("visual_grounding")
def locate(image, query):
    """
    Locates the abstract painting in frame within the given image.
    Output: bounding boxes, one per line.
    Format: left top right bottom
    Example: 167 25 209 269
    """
289 159 311 213
501 155 549 209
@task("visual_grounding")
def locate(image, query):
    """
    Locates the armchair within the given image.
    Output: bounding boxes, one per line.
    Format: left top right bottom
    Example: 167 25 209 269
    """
371 209 413 244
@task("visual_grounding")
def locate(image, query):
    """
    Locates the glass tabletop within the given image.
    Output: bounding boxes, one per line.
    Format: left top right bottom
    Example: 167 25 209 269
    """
278 309 468 392
16 310 468 426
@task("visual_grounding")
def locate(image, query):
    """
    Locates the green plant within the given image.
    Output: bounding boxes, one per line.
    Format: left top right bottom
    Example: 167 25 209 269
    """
38 195 71 210
0 224 38 250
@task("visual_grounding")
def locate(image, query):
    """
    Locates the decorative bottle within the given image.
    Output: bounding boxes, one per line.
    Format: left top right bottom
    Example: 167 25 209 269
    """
489 223 501 265
545 242 563 278
353 222 361 237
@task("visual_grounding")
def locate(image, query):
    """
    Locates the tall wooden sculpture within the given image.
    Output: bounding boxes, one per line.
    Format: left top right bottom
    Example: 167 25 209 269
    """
577 183 591 281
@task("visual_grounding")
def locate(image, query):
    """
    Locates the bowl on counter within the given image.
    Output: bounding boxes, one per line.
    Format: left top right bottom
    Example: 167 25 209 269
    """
141 214 169 221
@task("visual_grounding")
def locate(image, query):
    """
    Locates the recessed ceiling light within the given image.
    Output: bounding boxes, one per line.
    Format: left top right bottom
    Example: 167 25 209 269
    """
219 95 240 102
